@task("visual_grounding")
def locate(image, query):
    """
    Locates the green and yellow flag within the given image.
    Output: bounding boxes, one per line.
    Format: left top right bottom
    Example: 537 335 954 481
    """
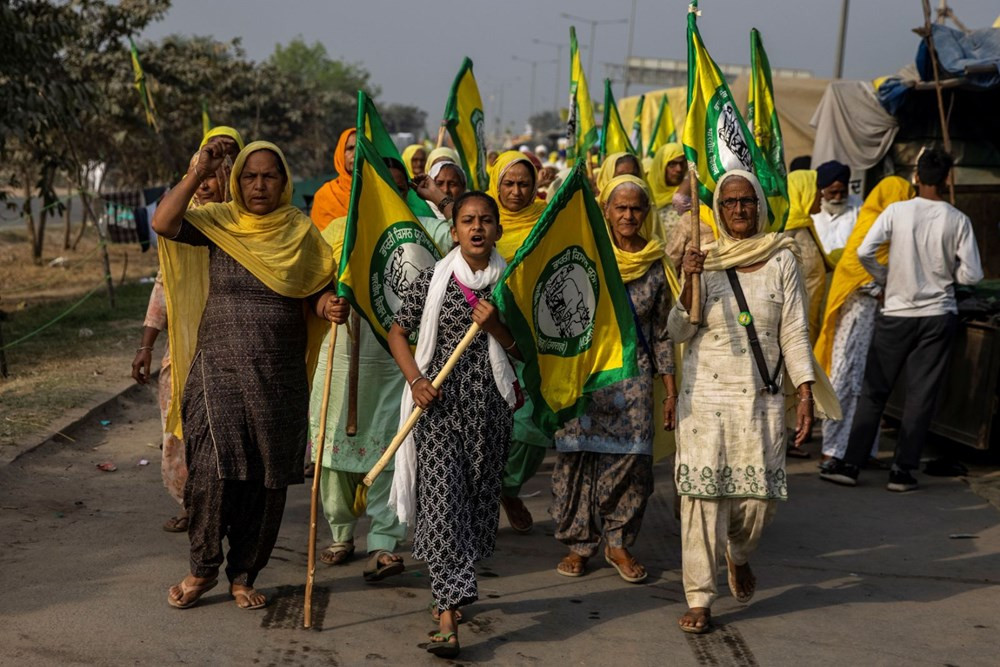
682 3 788 230
566 26 598 166
201 100 211 137
748 28 786 180
492 164 639 434
337 133 443 350
599 79 636 160
128 38 158 131
444 57 489 191
629 94 645 157
646 93 677 157
357 91 435 219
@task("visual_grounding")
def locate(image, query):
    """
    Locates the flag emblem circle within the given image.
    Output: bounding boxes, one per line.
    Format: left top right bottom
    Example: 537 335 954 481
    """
738 311 753 327
532 245 600 358
369 222 439 329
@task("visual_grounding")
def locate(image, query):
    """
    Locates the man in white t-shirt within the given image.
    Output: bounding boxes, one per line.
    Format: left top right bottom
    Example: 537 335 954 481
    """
811 160 862 255
821 149 983 492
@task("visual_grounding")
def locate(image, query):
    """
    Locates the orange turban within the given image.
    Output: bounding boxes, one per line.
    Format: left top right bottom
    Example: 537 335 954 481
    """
309 128 356 231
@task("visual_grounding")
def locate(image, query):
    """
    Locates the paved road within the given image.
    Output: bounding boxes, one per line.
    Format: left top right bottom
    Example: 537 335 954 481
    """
1 387 998 666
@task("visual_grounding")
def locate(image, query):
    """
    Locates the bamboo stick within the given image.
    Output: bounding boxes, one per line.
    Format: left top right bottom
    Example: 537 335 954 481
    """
920 0 956 204
345 313 360 436
304 322 338 629
688 165 703 324
363 323 481 487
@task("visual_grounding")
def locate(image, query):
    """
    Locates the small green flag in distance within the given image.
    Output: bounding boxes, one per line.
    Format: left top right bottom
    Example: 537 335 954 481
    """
492 163 640 435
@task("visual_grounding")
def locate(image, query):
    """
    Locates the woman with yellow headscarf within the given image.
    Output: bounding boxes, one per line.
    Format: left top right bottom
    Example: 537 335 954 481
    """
595 152 645 199
551 175 677 583
815 175 914 464
309 128 357 231
401 144 427 178
783 169 831 347
484 150 549 533
153 139 342 612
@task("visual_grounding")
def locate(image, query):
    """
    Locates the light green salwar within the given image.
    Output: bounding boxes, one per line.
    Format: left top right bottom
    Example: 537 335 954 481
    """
320 467 405 553
503 362 551 497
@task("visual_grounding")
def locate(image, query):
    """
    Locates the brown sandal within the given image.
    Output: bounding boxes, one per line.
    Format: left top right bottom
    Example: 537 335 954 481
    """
319 541 355 565
604 547 647 583
162 515 189 533
556 552 588 577
231 586 267 610
500 494 533 533
679 607 712 634
167 576 218 609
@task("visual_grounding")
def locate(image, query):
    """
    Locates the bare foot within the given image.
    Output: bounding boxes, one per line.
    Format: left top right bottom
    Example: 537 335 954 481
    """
678 607 712 634
230 583 267 610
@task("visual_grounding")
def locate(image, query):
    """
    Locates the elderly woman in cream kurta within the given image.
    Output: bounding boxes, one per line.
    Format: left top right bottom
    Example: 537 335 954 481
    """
668 170 821 634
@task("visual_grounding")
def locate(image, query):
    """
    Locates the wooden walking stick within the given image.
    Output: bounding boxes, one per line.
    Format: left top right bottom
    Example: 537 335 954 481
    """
304 321 338 629
345 312 361 436
436 121 448 149
363 323 481 487
688 164 703 324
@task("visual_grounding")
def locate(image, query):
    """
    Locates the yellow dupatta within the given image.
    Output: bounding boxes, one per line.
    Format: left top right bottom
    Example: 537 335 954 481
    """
814 175 914 371
785 169 835 270
596 152 645 201
648 142 685 210
401 144 425 177
199 125 245 150
160 141 336 438
488 151 548 262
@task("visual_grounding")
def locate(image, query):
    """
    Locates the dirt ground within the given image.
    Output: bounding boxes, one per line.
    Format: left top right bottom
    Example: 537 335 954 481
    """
0 225 159 452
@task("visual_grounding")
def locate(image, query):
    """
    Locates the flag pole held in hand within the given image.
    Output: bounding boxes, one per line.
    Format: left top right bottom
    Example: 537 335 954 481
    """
688 164 703 325
304 321 338 629
363 322 480 487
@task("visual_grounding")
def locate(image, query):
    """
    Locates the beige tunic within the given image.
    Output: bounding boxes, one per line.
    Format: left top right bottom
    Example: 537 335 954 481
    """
667 248 815 501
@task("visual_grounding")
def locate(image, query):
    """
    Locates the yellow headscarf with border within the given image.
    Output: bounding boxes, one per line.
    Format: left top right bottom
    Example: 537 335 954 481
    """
648 142 685 209
426 147 461 171
159 141 335 438
814 175 914 371
785 169 835 270
596 152 645 202
199 125 245 151
488 151 548 262
401 144 426 177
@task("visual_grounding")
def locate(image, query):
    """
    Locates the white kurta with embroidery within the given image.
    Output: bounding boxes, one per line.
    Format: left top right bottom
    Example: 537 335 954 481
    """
667 248 815 501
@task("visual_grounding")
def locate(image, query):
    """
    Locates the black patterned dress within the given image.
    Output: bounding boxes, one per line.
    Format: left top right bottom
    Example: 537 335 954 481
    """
394 268 514 611
170 221 316 585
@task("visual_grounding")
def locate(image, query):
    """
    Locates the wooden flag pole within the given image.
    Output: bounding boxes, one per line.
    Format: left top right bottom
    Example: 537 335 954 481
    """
304 322 338 629
688 165 703 324
363 323 480 487
436 122 448 149
919 0 956 205
345 313 360 436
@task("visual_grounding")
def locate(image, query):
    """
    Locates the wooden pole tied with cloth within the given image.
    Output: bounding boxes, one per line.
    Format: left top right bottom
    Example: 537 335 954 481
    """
688 164 703 324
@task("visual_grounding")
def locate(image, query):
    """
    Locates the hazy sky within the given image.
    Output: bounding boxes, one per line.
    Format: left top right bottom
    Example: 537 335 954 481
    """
143 0 999 133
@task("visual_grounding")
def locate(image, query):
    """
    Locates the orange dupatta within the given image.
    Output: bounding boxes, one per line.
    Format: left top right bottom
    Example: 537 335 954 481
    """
309 128 356 231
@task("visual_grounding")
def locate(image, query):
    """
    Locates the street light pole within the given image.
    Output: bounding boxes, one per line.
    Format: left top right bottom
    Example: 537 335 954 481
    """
513 56 557 127
624 0 638 97
834 0 850 78
533 38 565 115
560 12 628 88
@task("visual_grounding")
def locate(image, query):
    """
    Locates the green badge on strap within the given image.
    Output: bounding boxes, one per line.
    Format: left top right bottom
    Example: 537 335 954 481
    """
738 311 753 327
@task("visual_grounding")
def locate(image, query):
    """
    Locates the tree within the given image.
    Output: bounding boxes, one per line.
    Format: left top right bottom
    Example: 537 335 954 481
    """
528 110 562 135
381 104 428 137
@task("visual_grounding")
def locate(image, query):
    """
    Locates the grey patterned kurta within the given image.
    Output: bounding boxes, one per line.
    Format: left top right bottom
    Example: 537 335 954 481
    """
551 262 674 556
394 268 514 611
668 248 815 501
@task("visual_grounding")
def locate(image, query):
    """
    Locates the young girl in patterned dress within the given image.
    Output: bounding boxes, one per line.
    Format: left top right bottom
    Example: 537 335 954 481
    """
388 191 521 659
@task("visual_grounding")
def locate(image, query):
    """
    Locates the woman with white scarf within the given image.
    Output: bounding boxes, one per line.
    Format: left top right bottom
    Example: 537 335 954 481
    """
387 191 519 659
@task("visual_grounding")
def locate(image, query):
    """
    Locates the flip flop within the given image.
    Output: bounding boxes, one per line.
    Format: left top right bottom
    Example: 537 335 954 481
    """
231 587 267 610
500 494 533 534
604 548 648 584
167 577 218 609
725 551 755 604
319 541 355 566
786 446 811 459
363 550 405 582
162 515 189 533
425 632 460 658
678 608 713 634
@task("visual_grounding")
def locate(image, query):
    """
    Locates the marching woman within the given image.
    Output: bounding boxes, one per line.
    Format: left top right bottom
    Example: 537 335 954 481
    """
154 138 342 610
668 170 837 633
551 175 676 583
388 191 520 658
487 151 550 533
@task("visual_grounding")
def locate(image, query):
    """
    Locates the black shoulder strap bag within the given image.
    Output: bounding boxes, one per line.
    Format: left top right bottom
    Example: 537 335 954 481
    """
725 268 783 395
